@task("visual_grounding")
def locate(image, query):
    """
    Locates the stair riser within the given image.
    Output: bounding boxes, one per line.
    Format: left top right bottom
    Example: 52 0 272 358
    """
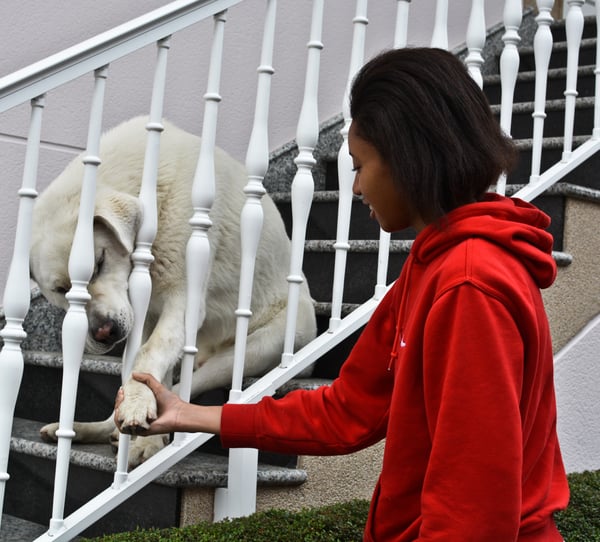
548 20 597 43
276 193 564 250
16 365 118 424
276 199 416 241
5 453 179 538
303 251 409 305
484 71 596 104
510 145 600 191
502 104 595 140
519 43 597 72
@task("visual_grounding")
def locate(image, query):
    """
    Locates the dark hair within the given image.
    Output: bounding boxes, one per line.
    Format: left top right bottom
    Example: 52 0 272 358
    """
350 47 518 223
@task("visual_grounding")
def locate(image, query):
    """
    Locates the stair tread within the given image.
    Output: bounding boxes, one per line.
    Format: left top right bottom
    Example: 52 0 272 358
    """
0 515 53 542
10 417 306 488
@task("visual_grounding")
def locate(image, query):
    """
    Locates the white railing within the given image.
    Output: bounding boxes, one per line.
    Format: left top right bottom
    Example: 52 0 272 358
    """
0 0 599 539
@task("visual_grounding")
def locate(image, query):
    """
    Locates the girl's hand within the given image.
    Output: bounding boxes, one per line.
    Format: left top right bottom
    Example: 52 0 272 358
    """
114 372 223 435
114 372 185 436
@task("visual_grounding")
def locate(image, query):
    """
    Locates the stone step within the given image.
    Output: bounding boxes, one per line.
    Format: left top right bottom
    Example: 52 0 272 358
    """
6 417 307 538
0 514 50 542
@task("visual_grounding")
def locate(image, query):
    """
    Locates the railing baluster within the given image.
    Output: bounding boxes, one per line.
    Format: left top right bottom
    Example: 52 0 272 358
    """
230 0 276 401
113 36 171 487
48 65 108 537
0 95 44 528
215 0 277 521
496 0 522 195
562 0 585 161
374 0 423 301
179 8 227 518
431 0 449 50
394 0 411 49
329 0 368 332
178 11 227 409
530 0 554 183
280 0 324 367
465 0 486 88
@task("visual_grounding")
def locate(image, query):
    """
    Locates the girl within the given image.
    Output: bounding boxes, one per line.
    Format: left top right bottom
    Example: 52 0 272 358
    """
116 47 569 541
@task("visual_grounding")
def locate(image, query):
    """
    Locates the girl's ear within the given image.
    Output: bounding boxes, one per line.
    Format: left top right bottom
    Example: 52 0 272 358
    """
93 190 142 254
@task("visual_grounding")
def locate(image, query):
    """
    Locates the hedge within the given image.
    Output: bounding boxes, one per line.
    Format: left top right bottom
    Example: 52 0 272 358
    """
82 469 600 541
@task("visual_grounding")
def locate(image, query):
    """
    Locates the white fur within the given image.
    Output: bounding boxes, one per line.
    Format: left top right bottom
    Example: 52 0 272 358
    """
30 117 317 467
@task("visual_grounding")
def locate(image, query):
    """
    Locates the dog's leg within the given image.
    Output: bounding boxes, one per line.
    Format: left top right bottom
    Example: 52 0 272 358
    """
40 415 117 444
177 295 316 398
116 292 188 437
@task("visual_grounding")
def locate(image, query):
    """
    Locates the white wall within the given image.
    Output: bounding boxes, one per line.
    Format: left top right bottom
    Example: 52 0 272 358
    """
555 314 600 473
0 0 504 293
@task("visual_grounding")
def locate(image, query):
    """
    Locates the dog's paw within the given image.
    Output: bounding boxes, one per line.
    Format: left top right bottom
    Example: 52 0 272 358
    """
116 379 158 435
128 435 169 469
40 422 60 442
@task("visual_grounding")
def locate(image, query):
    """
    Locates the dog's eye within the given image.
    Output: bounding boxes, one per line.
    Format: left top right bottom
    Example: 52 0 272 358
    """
54 285 69 295
92 250 105 281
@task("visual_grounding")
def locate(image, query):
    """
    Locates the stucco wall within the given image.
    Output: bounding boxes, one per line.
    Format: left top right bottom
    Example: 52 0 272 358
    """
555 314 600 474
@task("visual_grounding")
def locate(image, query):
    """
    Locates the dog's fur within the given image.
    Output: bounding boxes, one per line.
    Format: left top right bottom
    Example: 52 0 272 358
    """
30 116 317 466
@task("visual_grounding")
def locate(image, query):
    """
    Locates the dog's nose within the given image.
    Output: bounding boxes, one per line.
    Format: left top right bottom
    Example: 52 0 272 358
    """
93 319 122 344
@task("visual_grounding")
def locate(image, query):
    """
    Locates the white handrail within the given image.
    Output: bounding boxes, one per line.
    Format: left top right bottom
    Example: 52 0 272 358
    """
0 0 243 114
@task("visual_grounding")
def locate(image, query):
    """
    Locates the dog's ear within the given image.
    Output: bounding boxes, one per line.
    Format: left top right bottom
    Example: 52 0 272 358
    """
94 192 142 254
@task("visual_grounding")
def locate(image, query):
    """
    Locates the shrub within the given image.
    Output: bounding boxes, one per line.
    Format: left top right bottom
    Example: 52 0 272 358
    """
83 470 600 541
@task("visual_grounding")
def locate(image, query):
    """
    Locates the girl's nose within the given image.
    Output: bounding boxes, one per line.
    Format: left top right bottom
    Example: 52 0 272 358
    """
352 174 361 196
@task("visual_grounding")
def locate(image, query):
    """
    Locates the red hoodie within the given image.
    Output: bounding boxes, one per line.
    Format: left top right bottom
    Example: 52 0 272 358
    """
221 194 569 541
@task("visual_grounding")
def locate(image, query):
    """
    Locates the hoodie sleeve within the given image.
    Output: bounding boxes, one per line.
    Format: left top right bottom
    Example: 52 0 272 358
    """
220 285 399 455
418 283 524 540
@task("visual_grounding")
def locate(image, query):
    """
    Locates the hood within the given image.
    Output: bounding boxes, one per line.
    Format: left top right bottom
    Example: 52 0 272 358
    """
411 194 557 289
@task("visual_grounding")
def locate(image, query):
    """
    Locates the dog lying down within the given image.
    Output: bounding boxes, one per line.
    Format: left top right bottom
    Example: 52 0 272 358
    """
30 116 317 467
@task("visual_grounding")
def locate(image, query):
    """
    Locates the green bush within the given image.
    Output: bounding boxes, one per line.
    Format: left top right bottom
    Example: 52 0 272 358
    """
82 500 370 542
83 470 600 541
555 470 600 541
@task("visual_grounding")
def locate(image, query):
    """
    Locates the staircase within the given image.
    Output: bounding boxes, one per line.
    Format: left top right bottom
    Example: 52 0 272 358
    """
2 10 600 541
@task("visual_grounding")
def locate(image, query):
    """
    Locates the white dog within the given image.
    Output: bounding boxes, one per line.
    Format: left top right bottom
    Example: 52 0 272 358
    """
30 116 317 466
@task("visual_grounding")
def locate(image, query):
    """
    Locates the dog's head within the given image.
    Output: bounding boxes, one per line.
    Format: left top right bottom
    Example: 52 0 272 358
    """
30 187 142 355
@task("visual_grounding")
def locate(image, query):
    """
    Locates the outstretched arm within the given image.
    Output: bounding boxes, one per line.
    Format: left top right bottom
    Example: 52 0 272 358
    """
114 372 222 435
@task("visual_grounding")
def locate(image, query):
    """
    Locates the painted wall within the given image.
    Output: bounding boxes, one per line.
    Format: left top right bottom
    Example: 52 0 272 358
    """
555 314 600 473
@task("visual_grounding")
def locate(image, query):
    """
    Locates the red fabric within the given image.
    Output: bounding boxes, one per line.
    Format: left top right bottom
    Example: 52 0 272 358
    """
221 195 569 541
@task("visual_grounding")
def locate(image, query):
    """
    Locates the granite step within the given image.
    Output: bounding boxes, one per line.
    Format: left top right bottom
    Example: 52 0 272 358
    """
5 417 308 538
1 514 53 542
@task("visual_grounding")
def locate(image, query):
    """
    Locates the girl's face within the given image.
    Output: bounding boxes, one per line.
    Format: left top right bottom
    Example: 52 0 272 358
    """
348 121 425 233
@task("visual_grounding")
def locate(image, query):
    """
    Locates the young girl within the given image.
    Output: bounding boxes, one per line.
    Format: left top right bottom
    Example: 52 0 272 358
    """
116 47 569 541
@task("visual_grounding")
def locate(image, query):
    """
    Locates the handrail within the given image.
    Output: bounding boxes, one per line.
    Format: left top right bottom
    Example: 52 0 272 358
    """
0 0 242 114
